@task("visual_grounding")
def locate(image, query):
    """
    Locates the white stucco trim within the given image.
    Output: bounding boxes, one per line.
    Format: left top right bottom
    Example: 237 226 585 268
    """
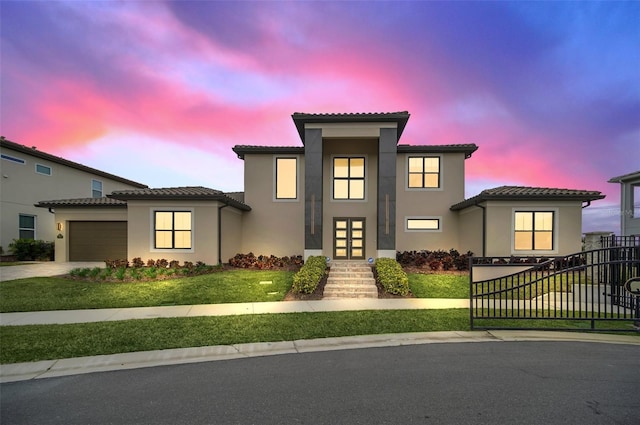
376 250 396 259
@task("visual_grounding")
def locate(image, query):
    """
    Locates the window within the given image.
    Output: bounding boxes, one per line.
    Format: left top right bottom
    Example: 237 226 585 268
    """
154 211 192 249
1 154 25 164
408 156 440 188
275 157 297 200
92 179 103 198
514 211 554 250
333 157 365 200
406 218 440 231
633 185 640 218
35 163 52 176
19 214 36 239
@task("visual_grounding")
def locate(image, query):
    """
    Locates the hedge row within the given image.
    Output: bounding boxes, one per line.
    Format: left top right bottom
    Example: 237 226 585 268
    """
375 258 409 296
8 239 54 261
396 249 473 271
292 256 327 294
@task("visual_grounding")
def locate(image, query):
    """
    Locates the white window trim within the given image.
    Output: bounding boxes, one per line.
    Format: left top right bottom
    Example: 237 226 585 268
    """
19 214 36 239
273 155 300 202
404 154 443 192
1 154 25 164
510 207 559 255
35 163 52 176
150 208 195 253
330 154 368 203
405 216 442 232
91 179 103 198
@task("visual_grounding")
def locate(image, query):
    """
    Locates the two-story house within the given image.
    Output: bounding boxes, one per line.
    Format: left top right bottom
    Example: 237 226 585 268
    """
0 137 147 258
608 170 640 237
35 112 605 263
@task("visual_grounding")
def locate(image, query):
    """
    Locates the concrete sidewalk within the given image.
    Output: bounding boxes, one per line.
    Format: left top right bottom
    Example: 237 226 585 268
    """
0 298 470 326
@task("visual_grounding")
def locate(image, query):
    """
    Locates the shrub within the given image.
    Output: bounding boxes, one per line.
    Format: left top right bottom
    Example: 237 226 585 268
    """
375 258 409 295
396 249 473 271
115 267 127 280
105 259 129 269
8 239 54 261
131 257 144 268
228 253 304 269
292 256 327 294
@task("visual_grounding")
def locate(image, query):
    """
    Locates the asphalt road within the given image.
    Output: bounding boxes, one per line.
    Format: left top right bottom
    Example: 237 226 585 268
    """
2 341 639 425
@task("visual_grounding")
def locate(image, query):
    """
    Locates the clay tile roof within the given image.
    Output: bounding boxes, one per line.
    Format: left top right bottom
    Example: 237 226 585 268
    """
397 143 478 158
108 186 251 210
291 111 411 142
35 197 127 208
232 145 304 159
450 186 605 211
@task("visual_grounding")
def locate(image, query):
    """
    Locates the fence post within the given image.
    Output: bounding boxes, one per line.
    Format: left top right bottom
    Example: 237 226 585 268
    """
583 232 613 284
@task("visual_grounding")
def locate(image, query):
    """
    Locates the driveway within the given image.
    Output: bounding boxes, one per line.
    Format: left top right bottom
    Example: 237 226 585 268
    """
0 262 104 281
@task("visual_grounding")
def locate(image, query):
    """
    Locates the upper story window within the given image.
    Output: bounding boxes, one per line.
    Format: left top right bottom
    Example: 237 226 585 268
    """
154 211 192 249
275 157 297 200
92 179 103 198
408 156 440 189
333 157 365 200
514 211 554 251
19 214 36 239
1 154 25 164
35 163 52 176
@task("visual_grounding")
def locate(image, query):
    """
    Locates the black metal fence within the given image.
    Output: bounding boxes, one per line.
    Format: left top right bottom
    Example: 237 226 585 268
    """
601 235 640 248
469 247 640 332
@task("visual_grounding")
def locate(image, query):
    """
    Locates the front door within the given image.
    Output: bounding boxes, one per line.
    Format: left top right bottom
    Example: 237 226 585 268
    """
334 218 365 260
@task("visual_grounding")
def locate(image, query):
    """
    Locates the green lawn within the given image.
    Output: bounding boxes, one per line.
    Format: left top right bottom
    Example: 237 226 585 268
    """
0 270 295 312
409 273 469 298
0 309 470 363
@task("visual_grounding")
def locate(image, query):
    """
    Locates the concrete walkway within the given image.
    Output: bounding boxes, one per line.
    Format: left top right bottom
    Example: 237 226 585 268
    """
0 262 104 281
0 298 470 326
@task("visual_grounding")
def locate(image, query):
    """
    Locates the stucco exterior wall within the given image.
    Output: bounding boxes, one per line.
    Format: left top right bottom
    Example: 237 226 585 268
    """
240 154 305 256
618 178 640 236
484 200 584 257
126 200 221 264
395 152 466 252
322 139 378 259
0 146 142 251
457 206 484 256
51 208 128 262
221 207 243 263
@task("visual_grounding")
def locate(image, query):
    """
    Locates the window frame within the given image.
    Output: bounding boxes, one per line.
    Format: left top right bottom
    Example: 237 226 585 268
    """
273 156 299 201
406 155 441 190
332 156 366 201
513 210 556 252
35 163 52 176
152 210 194 251
19 214 36 240
405 216 442 232
91 179 103 198
1 154 25 164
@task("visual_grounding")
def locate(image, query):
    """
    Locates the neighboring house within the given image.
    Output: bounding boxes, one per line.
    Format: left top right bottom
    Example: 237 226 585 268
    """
34 112 605 263
0 137 147 256
608 170 640 236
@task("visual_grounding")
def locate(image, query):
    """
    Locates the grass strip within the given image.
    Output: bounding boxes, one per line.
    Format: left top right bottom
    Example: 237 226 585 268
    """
409 273 469 298
0 309 469 363
0 270 295 312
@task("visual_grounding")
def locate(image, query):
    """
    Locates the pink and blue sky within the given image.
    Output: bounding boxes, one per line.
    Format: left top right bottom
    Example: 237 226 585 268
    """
1 1 638 233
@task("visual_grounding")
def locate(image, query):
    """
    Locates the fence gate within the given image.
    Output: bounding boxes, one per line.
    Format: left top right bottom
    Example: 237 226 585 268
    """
469 246 640 332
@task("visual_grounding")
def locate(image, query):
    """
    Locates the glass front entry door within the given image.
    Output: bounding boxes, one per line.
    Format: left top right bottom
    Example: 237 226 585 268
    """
334 218 365 260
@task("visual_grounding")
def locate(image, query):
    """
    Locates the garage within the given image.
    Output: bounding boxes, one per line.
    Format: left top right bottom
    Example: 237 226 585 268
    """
69 221 127 261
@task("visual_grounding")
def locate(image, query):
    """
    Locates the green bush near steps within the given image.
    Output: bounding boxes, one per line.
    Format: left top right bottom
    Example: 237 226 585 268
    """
292 256 327 294
8 239 54 261
375 257 409 296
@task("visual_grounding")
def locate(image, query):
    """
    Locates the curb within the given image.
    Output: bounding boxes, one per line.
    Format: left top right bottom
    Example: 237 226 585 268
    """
2 331 638 383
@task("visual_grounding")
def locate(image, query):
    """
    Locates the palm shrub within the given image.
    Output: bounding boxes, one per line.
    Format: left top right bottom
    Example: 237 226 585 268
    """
292 256 327 294
375 258 409 295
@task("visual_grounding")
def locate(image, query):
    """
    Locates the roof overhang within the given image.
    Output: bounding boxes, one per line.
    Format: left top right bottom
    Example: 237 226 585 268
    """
292 112 410 144
450 186 606 211
232 146 304 160
608 170 640 184
397 144 478 159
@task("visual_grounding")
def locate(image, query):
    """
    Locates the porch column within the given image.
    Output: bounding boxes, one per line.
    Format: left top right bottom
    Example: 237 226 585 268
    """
377 128 397 258
304 128 323 259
